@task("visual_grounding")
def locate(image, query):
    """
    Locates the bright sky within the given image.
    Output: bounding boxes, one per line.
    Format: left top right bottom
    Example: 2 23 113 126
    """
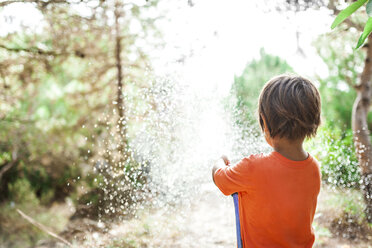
0 0 333 96
154 0 332 96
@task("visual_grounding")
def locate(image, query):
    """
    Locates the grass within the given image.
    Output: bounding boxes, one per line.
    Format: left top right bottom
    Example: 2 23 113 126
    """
319 185 366 218
314 185 372 247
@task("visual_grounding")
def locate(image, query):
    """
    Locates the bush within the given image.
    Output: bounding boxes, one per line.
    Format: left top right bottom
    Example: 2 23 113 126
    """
306 123 360 188
231 48 293 123
8 178 39 206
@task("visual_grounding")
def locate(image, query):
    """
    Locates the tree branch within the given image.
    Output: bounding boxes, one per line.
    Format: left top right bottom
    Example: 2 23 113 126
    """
17 209 72 247
343 75 358 89
0 0 32 7
0 44 86 58
0 0 87 8
0 148 18 182
0 44 60 56
0 117 35 124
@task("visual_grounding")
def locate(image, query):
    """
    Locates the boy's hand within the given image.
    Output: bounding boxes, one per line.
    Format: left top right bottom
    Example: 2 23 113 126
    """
212 155 230 185
221 155 230 166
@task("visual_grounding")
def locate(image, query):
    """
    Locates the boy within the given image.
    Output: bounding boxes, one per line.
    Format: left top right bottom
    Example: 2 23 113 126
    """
212 74 321 247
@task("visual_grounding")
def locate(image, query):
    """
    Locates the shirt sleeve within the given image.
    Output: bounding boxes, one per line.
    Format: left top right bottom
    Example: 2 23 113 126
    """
213 156 255 196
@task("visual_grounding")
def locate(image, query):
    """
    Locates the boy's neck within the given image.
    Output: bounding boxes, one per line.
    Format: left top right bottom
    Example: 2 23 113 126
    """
272 137 308 161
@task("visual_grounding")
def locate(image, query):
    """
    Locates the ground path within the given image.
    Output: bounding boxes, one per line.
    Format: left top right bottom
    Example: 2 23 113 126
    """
38 184 372 248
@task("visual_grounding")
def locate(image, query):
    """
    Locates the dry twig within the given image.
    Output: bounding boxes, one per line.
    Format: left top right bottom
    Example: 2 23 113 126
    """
0 148 18 182
16 209 72 247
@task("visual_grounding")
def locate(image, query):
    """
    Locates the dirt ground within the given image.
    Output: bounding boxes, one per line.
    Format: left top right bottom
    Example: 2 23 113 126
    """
34 184 372 248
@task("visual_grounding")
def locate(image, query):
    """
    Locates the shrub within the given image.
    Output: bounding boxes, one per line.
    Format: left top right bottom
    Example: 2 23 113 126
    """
8 178 39 206
306 123 360 188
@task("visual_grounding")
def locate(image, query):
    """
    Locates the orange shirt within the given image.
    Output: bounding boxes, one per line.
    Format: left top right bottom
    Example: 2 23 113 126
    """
214 151 321 248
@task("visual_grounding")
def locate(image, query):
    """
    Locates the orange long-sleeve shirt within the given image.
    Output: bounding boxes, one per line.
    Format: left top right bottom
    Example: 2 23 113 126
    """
214 151 321 248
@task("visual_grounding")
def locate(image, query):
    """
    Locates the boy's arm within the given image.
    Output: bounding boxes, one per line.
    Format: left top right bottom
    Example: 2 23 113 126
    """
212 156 254 196
212 155 230 185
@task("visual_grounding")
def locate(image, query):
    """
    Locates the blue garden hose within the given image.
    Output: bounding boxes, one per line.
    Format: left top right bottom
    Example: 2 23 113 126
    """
232 192 243 248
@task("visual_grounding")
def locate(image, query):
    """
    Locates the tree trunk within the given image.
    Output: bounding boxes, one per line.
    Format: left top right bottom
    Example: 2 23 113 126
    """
114 1 127 162
352 36 372 223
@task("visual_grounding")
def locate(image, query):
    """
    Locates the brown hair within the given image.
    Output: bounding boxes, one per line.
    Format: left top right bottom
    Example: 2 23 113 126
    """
258 74 321 140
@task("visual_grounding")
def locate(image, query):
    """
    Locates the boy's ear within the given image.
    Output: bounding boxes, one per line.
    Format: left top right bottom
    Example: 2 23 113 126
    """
260 114 268 131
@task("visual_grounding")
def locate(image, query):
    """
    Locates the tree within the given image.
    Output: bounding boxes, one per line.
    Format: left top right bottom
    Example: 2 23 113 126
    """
314 31 361 129
232 48 293 126
283 0 372 222
0 0 162 219
329 0 372 223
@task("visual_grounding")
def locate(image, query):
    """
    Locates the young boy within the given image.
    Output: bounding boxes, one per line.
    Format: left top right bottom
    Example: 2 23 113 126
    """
212 74 321 247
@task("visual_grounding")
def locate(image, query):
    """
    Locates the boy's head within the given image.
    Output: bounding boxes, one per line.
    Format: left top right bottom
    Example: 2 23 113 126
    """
258 74 321 141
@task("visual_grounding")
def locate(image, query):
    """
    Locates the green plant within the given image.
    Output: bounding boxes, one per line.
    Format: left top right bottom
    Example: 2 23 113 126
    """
305 123 360 188
331 0 372 48
231 48 293 125
8 178 39 206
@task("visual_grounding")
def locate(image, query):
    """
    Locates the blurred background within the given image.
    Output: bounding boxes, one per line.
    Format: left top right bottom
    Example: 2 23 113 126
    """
0 0 371 247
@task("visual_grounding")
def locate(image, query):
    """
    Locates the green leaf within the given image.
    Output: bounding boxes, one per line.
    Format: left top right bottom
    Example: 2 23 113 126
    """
356 17 372 49
331 0 368 29
367 0 372 16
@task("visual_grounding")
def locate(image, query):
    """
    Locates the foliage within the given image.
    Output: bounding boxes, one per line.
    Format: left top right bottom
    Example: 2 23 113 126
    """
0 177 70 248
318 80 356 129
0 0 162 231
0 201 70 248
231 48 294 126
331 0 368 29
314 28 366 129
7 178 40 205
0 2 164 246
0 115 82 203
331 0 372 48
306 122 361 188
312 23 372 188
